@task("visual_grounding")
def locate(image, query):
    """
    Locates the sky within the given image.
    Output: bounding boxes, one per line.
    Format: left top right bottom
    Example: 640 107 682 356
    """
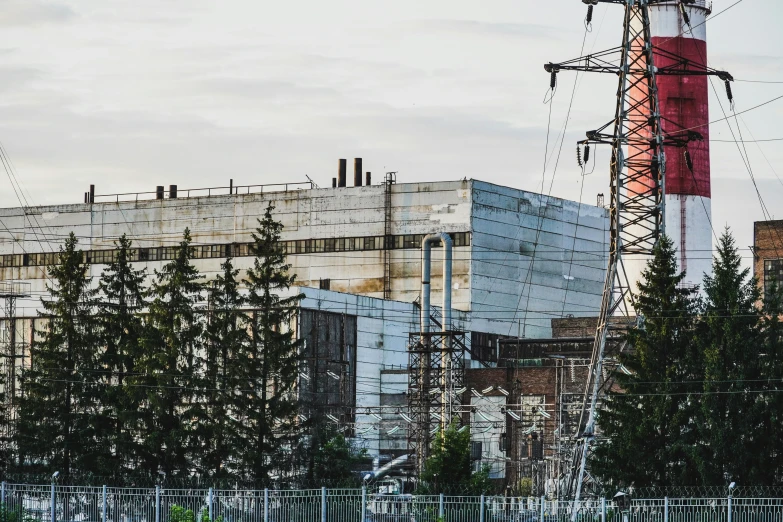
1 0 782 271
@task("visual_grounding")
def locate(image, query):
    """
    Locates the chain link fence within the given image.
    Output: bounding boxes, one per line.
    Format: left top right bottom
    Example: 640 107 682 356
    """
1 483 781 522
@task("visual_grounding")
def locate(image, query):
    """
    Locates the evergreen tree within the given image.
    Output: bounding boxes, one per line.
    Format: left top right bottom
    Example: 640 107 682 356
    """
237 203 303 485
97 234 148 474
131 229 205 477
16 233 100 476
591 235 701 488
309 425 367 487
199 256 248 480
696 229 765 485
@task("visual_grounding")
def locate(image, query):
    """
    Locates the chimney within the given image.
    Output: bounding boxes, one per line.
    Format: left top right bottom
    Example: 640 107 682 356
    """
332 177 337 188
89 185 95 204
366 172 371 186
354 158 363 186
156 186 164 200
338 159 347 187
169 185 178 199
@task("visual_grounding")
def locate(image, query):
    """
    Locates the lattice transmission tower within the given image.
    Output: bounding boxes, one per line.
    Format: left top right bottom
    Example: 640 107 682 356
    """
545 0 733 503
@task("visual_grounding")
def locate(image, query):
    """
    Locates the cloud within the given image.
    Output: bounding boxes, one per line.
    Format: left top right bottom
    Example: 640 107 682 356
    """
0 1 74 27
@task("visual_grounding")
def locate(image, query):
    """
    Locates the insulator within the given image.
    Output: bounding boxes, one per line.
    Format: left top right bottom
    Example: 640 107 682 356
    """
725 80 734 104
550 71 557 90
576 145 583 168
679 2 691 26
584 144 591 164
586 5 594 24
684 149 694 172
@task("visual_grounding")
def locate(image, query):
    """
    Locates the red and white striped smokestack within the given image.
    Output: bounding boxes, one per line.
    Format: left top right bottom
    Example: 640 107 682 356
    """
655 0 712 287
627 1 713 290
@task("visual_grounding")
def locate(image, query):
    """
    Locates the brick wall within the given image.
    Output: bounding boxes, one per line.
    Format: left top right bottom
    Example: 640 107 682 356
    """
754 220 783 299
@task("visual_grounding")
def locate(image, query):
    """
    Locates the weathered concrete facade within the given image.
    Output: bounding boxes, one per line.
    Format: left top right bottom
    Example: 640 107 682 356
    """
0 179 608 338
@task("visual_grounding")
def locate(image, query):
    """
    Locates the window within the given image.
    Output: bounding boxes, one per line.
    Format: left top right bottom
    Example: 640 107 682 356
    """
319 278 331 290
765 259 783 298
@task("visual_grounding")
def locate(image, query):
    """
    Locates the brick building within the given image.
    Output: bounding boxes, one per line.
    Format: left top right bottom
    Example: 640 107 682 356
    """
754 220 783 299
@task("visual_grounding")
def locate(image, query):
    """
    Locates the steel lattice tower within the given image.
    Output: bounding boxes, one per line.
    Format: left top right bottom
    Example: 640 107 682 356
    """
545 0 733 504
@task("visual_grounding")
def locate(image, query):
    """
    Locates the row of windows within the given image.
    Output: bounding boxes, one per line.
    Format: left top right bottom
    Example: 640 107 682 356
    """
764 259 783 297
8 232 471 268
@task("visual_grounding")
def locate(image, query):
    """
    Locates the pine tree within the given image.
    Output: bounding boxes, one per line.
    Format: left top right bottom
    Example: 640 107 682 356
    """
696 229 765 485
16 233 100 476
96 234 148 475
759 277 783 482
591 235 701 488
237 203 303 485
131 228 205 477
199 256 248 480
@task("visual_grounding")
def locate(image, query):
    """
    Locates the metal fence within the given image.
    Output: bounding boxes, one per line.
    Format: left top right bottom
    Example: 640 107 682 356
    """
1 483 782 522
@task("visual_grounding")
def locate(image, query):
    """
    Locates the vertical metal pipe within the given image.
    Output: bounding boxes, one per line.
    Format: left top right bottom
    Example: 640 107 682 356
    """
728 494 733 522
439 494 444 520
354 158 363 186
102 486 107 522
50 483 56 522
208 488 213 522
155 486 160 522
1 481 5 506
664 497 668 522
421 242 431 334
480 495 485 522
263 489 269 522
601 497 606 522
366 172 371 186
321 487 327 522
89 184 95 204
361 487 366 522
542 496 547 522
229 178 233 194
338 159 347 187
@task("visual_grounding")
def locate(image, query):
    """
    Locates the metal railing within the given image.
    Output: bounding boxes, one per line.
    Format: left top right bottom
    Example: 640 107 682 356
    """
2 483 783 522
91 182 314 204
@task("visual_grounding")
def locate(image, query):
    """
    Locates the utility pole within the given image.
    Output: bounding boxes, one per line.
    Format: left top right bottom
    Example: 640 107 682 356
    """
545 0 733 505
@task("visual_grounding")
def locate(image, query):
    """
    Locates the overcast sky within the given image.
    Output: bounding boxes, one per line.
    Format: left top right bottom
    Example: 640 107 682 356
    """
1 0 781 270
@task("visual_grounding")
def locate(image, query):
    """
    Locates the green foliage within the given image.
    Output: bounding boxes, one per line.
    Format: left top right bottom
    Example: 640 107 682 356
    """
591 235 700 488
309 426 368 486
133 228 205 477
16 232 101 475
418 423 492 495
235 203 304 485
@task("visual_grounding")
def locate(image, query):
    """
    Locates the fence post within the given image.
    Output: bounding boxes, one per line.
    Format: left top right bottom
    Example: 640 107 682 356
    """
208 488 213 522
480 494 485 522
1 481 5 506
50 482 56 522
664 497 668 522
361 487 366 522
321 487 327 522
601 498 606 522
155 486 160 522
439 494 444 520
102 485 107 522
542 495 546 522
728 494 733 522
263 489 269 522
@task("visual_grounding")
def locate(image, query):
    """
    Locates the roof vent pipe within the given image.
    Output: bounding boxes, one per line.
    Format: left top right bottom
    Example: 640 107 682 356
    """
156 186 164 200
354 158 363 186
169 185 177 199
338 159 347 187
89 185 95 204
332 177 337 188
366 172 371 186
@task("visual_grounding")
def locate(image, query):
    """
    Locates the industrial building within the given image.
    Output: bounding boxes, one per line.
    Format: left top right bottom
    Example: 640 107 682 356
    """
754 220 783 300
0 164 611 487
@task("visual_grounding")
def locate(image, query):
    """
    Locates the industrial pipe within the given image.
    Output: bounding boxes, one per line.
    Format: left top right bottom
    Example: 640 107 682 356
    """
420 233 453 334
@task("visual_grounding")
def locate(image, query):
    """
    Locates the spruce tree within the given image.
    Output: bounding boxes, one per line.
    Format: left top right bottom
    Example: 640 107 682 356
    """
696 229 765 485
131 228 205 477
16 233 100 476
238 203 303 485
759 278 783 482
97 234 148 474
591 235 700 488
199 256 248 480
